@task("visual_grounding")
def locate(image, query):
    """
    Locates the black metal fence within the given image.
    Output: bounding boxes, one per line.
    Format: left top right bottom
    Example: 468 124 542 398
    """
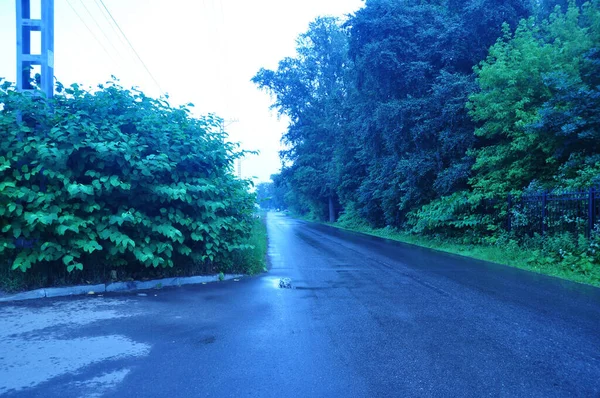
508 187 599 238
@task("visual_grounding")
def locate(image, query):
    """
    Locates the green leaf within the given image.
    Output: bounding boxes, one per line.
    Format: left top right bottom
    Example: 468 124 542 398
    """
24 213 38 225
0 181 16 190
67 184 79 196
84 240 102 253
56 225 69 235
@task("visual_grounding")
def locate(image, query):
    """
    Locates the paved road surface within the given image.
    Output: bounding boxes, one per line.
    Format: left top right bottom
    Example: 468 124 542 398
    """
1 212 599 397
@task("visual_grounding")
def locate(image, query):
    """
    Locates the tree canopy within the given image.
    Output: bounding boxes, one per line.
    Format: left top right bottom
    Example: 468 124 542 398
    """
255 0 600 235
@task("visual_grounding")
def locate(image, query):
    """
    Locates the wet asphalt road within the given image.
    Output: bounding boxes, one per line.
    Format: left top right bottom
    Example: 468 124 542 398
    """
1 212 600 397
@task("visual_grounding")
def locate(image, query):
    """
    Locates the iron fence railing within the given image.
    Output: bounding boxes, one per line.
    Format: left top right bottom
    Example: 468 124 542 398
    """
508 187 598 237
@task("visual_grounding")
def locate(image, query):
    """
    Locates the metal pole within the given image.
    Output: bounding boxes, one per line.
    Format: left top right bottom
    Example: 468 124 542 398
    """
41 0 55 98
542 191 547 236
16 0 54 97
507 194 512 233
589 187 596 238
16 0 31 91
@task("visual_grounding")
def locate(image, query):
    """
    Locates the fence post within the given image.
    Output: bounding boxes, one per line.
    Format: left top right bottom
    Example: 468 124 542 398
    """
507 194 512 233
542 191 547 235
589 187 596 238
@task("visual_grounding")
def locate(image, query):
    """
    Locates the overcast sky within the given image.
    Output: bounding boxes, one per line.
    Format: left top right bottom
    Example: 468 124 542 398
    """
0 0 364 182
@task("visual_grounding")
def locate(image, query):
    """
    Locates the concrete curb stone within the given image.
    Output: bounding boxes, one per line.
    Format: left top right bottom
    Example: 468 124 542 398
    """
105 281 137 293
0 273 245 303
178 275 219 285
134 277 180 291
178 274 244 285
0 288 46 302
45 284 106 298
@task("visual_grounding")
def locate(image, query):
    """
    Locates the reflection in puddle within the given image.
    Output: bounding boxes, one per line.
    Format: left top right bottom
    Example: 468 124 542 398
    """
0 298 150 394
264 276 285 290
0 335 149 393
71 368 132 398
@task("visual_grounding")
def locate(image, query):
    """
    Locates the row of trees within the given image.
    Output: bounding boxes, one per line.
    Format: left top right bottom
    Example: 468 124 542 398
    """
254 0 600 235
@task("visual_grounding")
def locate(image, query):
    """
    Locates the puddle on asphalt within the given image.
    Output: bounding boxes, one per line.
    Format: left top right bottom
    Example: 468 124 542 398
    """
71 368 132 398
0 335 149 393
265 276 333 291
0 298 150 394
0 299 138 337
265 276 285 289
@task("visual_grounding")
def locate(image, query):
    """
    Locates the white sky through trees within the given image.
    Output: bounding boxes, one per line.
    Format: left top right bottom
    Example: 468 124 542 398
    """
0 0 363 182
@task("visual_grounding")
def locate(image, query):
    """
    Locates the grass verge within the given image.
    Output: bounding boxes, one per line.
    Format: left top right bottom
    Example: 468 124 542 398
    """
228 213 268 275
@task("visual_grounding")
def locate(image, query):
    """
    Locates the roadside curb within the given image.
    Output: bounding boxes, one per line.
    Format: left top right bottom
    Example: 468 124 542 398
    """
0 273 244 303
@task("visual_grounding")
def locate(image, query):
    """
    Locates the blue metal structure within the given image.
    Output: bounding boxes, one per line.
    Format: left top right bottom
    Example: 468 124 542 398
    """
16 0 54 97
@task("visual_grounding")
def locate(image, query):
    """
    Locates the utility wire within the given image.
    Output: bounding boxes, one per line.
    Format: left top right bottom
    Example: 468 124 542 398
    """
97 0 165 95
93 0 128 50
64 0 119 66
92 0 138 77
78 0 123 58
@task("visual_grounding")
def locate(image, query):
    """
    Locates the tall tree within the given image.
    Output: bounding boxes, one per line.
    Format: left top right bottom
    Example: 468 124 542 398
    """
468 1 600 195
343 0 533 226
253 17 350 221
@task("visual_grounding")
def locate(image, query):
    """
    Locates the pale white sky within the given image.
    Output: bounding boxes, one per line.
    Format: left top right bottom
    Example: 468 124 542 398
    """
0 0 363 182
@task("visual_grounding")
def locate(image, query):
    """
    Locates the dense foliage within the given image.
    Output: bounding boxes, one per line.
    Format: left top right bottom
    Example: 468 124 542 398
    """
469 3 600 195
255 0 600 232
0 80 257 278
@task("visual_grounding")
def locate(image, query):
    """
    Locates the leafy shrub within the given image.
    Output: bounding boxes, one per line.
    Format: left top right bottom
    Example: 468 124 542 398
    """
0 80 256 278
518 229 600 283
336 202 370 230
407 191 503 238
225 214 267 275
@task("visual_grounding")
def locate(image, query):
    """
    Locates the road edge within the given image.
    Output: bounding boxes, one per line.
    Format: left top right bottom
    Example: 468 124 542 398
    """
292 215 600 288
0 273 245 303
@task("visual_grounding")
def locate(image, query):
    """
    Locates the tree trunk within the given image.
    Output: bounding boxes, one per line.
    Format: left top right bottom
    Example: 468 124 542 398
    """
329 196 335 223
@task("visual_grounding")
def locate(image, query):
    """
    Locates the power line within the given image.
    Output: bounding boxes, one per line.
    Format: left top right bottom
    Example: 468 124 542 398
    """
91 0 139 77
78 0 123 58
64 0 119 66
97 0 165 95
93 0 128 50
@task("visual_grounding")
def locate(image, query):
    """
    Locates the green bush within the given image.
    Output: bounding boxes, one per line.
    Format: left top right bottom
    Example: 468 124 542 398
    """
336 202 370 230
522 229 600 282
0 80 256 279
227 214 268 275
